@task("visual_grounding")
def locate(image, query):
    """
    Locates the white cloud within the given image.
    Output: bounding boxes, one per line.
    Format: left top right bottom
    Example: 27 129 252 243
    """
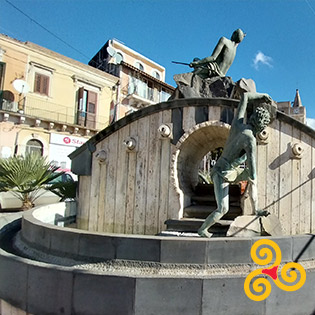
306 118 315 130
252 51 273 70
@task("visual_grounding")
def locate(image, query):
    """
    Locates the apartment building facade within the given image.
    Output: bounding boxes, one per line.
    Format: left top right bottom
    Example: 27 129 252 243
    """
0 34 118 170
89 39 175 121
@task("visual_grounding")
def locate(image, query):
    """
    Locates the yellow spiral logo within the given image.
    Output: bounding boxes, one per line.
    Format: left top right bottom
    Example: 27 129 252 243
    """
244 239 306 301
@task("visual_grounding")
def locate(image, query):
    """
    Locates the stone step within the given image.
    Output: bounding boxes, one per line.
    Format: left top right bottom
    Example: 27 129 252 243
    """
191 194 240 206
184 205 242 220
194 183 242 197
165 218 233 235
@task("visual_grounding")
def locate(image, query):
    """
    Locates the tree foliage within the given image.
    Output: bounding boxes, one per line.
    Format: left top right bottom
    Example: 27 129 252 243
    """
47 180 77 202
0 154 63 210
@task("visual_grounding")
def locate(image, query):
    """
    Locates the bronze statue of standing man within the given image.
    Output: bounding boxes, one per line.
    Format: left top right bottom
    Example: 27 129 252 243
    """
198 92 275 238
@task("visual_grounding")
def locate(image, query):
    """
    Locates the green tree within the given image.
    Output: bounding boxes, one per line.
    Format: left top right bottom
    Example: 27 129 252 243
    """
47 180 77 202
0 154 63 210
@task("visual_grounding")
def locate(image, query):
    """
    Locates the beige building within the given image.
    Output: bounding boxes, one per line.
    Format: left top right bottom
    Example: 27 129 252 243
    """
0 34 119 170
89 39 175 121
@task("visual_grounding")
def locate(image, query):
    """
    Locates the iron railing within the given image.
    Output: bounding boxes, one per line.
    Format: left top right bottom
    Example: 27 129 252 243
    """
0 93 109 130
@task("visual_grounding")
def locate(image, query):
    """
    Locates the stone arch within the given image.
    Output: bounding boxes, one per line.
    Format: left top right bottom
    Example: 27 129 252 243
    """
173 121 230 208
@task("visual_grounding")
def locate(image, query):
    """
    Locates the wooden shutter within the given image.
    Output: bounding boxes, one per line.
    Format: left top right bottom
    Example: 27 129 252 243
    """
42 75 49 95
77 87 86 126
34 73 50 95
34 73 41 93
86 91 97 129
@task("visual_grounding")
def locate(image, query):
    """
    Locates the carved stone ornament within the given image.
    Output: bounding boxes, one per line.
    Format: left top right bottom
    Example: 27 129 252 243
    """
257 128 269 144
158 124 172 138
95 150 107 163
3 113 9 122
124 137 137 151
291 143 304 159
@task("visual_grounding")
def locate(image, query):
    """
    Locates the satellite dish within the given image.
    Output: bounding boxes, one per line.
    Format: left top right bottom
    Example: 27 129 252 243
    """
115 53 123 65
107 46 123 65
13 79 30 94
107 46 116 57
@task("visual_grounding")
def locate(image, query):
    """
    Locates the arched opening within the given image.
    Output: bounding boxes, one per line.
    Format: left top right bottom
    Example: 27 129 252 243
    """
135 61 144 71
152 71 161 80
175 121 244 221
25 139 43 156
176 122 230 196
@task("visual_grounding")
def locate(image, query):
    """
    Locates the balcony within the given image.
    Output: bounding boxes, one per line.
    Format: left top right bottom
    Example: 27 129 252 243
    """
0 93 108 131
126 83 171 109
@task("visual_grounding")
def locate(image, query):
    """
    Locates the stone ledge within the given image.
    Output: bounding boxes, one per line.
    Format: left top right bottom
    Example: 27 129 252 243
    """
20 205 315 265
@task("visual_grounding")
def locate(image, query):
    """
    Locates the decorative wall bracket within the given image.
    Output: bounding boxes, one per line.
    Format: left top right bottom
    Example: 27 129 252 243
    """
291 142 304 159
158 123 173 139
95 150 107 163
124 137 137 152
256 128 269 144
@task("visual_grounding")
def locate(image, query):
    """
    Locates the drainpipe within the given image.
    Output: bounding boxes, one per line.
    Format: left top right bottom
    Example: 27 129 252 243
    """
116 80 121 121
110 80 120 124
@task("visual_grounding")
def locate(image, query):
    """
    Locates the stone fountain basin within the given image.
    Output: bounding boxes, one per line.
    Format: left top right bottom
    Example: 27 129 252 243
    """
0 204 314 315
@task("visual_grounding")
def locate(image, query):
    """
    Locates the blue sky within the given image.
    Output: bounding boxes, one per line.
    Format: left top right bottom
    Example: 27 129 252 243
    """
1 0 315 126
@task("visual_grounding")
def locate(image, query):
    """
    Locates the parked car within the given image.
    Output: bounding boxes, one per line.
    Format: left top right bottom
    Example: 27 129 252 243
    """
0 172 75 211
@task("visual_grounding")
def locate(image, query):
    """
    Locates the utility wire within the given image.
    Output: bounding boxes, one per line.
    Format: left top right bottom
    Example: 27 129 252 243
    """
4 0 91 61
305 0 315 17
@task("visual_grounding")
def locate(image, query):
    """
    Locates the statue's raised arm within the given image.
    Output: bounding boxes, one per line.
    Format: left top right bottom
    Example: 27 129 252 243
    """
235 92 273 122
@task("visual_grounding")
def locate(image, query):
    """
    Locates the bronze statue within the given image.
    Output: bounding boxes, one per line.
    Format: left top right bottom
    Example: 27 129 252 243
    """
198 92 275 238
190 29 246 79
170 29 247 100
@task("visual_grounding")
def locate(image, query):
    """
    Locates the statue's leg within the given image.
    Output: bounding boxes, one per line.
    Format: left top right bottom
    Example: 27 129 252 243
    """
198 173 229 237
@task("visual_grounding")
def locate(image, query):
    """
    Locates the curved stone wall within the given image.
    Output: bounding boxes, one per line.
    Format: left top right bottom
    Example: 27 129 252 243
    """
1 208 315 315
21 206 315 264
69 98 315 236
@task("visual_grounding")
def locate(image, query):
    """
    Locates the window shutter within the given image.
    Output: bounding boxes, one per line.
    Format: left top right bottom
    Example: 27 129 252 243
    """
34 73 41 93
42 75 49 95
34 73 50 95
77 87 85 126
87 91 97 114
86 91 97 128
77 87 84 110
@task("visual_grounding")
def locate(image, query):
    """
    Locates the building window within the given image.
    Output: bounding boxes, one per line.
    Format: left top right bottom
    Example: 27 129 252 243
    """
116 52 124 64
135 62 144 71
160 89 171 102
25 139 43 156
152 71 161 80
34 73 49 96
77 87 97 129
0 62 5 91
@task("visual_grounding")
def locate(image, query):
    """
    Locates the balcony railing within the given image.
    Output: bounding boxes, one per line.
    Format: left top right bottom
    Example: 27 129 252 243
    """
128 83 171 104
0 94 109 130
25 101 74 124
